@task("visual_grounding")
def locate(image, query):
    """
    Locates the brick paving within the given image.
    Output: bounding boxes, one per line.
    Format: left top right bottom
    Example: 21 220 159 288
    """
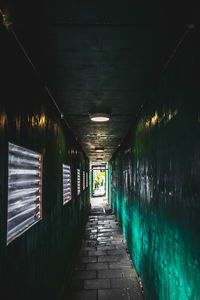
68 206 144 300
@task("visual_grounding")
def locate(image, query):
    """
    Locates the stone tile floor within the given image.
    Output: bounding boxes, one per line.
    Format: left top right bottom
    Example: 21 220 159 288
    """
90 196 108 207
68 205 144 300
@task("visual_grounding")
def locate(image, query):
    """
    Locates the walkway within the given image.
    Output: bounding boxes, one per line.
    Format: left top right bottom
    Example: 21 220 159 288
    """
90 196 108 207
68 204 144 300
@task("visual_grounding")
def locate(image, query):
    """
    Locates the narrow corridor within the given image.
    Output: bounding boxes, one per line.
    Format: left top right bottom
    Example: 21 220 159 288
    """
1 3 199 300
67 204 144 300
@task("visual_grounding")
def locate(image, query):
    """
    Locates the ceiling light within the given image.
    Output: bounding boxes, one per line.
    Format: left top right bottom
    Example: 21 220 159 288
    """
89 113 110 122
95 147 104 152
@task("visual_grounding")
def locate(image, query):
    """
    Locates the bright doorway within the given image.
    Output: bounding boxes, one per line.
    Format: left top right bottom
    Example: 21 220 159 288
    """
90 164 109 207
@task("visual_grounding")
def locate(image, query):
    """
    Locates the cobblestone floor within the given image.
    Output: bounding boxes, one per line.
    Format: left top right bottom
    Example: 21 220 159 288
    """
68 205 144 300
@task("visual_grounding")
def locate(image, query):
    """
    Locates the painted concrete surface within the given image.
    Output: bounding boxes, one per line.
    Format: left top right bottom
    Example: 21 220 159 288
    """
109 32 200 299
66 205 144 300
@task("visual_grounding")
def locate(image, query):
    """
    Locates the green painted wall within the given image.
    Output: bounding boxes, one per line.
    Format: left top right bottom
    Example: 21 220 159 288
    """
105 165 109 199
0 27 90 300
109 31 200 299
90 170 93 197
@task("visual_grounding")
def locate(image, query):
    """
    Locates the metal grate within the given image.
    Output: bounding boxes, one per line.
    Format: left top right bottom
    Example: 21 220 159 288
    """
63 164 72 204
83 171 85 190
86 172 89 188
77 169 80 195
7 142 42 244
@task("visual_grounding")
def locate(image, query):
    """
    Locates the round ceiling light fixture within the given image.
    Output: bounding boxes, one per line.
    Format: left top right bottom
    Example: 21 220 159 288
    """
89 113 110 122
95 147 104 153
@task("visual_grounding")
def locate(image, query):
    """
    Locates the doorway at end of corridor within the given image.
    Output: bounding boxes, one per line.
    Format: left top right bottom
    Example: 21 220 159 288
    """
90 163 109 207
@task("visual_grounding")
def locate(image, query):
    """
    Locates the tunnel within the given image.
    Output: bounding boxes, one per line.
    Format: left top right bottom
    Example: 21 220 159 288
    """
0 1 200 300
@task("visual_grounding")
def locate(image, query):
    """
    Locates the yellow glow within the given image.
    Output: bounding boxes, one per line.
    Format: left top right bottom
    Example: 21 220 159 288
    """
166 109 178 123
145 121 150 128
0 113 7 129
15 117 21 131
29 113 47 128
151 111 158 126
39 113 46 128
31 116 35 127
145 109 178 129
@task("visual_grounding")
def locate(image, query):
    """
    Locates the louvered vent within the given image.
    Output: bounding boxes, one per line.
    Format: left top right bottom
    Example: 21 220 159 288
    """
63 164 72 204
83 171 85 190
77 169 80 195
7 142 42 244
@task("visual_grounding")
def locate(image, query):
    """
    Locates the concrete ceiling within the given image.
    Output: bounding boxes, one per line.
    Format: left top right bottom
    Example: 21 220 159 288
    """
2 0 196 162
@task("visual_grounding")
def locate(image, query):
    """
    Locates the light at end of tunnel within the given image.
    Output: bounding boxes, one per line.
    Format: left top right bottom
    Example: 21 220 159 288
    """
89 113 110 122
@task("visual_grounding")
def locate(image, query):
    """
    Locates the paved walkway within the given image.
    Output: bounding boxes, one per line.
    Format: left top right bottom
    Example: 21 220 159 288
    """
90 196 108 207
68 205 144 300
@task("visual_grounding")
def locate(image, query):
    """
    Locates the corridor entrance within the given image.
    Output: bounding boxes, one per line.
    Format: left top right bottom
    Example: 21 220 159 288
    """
90 164 109 207
92 168 106 197
91 165 108 198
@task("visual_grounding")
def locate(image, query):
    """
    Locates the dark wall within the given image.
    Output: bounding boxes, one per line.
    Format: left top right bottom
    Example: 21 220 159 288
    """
0 27 90 300
109 30 200 299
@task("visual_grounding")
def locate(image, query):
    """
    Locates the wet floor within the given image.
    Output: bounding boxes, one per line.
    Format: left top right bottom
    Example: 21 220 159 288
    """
68 204 144 300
